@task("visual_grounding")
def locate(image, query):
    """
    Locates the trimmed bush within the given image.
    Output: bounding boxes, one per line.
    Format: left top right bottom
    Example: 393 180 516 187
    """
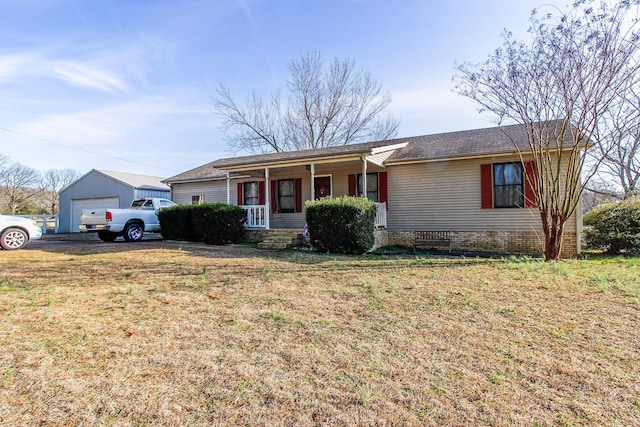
305 196 376 254
158 205 195 241
191 203 247 245
583 197 640 255
159 203 247 244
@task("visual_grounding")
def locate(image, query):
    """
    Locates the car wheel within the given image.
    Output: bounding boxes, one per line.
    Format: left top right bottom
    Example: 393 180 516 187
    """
1 228 28 250
98 231 118 242
123 223 144 242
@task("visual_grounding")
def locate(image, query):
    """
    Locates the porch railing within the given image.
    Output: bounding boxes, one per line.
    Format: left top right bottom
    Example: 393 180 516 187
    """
374 202 387 228
240 201 386 229
240 205 268 228
14 214 59 234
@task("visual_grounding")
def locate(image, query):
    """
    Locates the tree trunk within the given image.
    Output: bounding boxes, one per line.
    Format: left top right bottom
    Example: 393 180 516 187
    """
541 212 566 261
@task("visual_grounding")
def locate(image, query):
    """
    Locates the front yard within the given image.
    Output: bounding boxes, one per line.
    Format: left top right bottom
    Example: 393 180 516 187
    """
0 243 638 426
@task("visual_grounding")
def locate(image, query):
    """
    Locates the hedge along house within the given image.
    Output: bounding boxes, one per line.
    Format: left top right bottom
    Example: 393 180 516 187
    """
58 169 170 233
164 123 583 256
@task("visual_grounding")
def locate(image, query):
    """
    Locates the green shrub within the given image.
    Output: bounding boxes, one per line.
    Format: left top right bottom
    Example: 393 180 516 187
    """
158 205 195 241
583 197 640 255
305 196 376 254
191 203 247 245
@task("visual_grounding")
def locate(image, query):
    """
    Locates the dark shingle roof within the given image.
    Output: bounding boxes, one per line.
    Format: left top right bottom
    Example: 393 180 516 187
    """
163 163 230 184
165 121 576 183
386 122 535 163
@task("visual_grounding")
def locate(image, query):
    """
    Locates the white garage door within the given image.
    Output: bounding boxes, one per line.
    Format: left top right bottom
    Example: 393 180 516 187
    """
70 197 119 232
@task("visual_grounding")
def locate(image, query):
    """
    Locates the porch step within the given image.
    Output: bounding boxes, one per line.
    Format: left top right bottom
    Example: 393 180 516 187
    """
257 229 303 250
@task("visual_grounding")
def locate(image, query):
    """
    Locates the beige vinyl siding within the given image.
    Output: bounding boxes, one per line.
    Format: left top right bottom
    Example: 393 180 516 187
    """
386 156 576 232
171 180 229 205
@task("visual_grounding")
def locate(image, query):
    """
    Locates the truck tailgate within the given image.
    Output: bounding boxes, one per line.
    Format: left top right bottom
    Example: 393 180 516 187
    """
80 209 108 225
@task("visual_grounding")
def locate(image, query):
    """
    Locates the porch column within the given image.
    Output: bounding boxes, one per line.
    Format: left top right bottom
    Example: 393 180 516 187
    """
226 172 230 204
310 163 315 201
361 156 368 197
264 168 270 230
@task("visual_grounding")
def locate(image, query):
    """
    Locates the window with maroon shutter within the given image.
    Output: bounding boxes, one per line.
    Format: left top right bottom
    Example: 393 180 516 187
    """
348 172 387 205
481 161 536 209
272 178 303 213
493 162 524 208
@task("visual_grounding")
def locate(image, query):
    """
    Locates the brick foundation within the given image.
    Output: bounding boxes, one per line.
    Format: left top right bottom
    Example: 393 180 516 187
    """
244 229 268 243
385 230 578 258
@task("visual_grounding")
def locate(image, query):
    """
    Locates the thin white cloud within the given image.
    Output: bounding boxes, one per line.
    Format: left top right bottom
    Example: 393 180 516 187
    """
0 51 128 94
12 95 214 147
50 60 128 93
0 53 39 81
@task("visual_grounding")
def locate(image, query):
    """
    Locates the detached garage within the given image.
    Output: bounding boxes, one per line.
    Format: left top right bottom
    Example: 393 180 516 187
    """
58 169 170 233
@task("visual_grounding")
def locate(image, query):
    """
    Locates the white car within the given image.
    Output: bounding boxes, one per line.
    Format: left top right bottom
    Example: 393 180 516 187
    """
0 214 43 250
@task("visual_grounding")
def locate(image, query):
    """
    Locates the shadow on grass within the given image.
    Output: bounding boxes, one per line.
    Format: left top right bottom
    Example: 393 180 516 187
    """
26 236 514 271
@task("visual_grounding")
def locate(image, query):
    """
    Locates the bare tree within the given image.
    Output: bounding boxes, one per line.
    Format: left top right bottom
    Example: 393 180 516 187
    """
591 87 640 198
455 0 640 260
215 51 400 154
42 169 80 214
0 161 43 214
0 154 8 170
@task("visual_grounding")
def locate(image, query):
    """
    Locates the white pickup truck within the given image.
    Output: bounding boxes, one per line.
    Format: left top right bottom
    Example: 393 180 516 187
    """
79 198 177 242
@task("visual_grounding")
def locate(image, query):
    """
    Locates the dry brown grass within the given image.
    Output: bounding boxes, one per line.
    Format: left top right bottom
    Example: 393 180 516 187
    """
0 242 639 426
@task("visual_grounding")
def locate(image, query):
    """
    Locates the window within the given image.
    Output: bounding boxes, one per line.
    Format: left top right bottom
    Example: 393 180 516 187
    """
270 178 302 213
243 181 259 205
314 176 331 199
493 162 523 208
278 179 295 213
357 173 379 202
191 195 204 205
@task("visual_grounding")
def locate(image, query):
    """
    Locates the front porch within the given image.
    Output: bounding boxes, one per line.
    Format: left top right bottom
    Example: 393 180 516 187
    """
239 202 387 230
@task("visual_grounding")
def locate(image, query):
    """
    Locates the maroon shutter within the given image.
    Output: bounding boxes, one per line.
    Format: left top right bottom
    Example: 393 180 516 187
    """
295 178 303 213
348 174 357 196
237 182 243 205
378 171 388 208
524 161 538 208
480 164 493 209
270 180 278 213
258 181 266 205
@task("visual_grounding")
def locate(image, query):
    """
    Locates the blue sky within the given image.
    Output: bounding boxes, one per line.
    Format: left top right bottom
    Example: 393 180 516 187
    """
0 0 550 177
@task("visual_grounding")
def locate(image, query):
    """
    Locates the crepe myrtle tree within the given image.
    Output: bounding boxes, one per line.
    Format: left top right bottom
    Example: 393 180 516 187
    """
214 51 400 154
455 0 640 260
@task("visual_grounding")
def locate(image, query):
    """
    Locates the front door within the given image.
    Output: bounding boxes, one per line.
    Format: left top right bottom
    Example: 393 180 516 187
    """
314 176 331 199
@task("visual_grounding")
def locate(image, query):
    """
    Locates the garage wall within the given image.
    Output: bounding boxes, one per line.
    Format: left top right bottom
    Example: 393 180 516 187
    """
69 197 119 232
59 170 171 233
59 171 136 232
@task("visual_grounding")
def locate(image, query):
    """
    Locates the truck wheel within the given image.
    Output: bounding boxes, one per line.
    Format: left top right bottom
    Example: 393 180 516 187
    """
1 228 28 250
123 223 144 242
98 231 118 242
